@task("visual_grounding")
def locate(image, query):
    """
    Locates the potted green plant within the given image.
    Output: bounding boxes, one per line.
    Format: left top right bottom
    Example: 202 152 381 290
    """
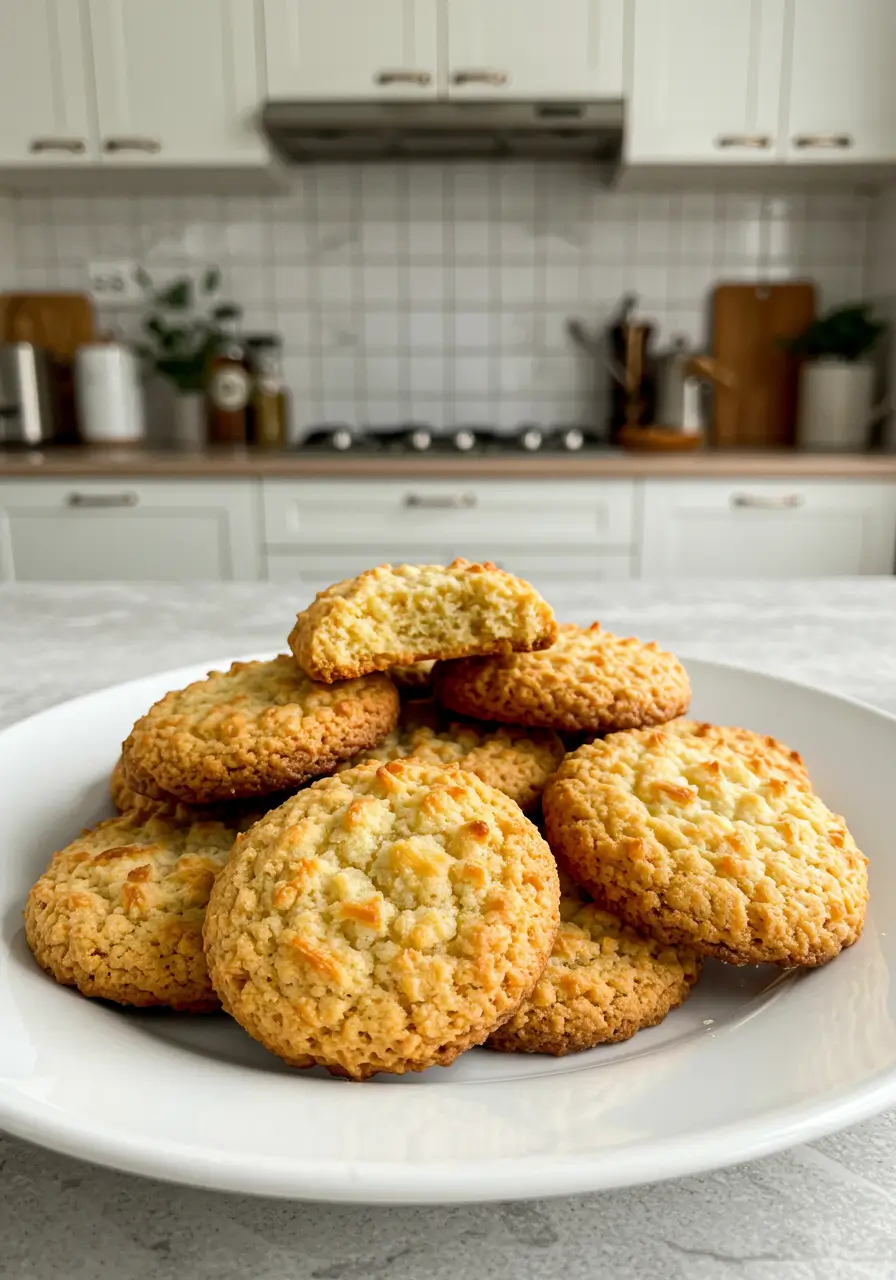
788 304 886 450
137 267 222 447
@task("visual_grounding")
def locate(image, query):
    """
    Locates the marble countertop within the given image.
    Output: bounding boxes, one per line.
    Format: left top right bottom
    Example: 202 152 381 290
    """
3 444 896 480
3 579 896 1280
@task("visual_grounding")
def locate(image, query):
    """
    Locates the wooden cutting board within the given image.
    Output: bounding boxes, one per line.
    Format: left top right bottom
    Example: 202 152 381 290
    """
712 282 817 449
0 292 96 358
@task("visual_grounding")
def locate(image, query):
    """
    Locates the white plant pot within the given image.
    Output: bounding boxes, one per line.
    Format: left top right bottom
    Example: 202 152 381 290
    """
797 358 876 451
171 389 206 450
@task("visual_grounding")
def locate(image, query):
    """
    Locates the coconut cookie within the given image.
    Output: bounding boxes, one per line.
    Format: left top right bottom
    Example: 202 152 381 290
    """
204 758 560 1079
289 559 558 684
543 723 868 967
337 700 565 812
436 622 690 734
25 811 238 1010
487 875 701 1056
110 756 291 828
120 655 399 804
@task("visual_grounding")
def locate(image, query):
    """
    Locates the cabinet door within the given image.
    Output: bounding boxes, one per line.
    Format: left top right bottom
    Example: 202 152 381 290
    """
0 481 261 582
0 1 95 164
88 0 267 164
446 0 624 99
640 481 896 579
785 0 896 162
628 0 785 163
264 0 438 99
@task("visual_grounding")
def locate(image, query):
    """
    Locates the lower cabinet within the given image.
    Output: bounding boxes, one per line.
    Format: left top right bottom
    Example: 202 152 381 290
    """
640 480 896 578
0 480 261 581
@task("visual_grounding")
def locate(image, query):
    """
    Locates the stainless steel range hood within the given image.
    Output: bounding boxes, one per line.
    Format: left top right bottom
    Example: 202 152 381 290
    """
261 99 624 163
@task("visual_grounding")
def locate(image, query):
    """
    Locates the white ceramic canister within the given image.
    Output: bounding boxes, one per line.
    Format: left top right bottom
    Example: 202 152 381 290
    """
75 343 146 443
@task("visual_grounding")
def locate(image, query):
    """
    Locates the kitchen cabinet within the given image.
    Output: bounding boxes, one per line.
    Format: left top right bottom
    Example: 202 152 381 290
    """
783 0 896 164
628 0 786 164
0 1 95 166
0 481 261 582
88 0 267 165
264 0 439 100
445 0 625 100
639 480 896 578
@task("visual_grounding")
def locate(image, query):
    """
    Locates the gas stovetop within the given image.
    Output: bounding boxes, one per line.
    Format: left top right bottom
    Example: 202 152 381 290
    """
298 424 610 455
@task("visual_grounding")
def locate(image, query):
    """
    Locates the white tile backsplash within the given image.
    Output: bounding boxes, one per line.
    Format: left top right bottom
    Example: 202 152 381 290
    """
0 166 881 434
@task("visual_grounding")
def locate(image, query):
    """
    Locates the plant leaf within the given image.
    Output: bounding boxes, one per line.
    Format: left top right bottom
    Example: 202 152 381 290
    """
135 265 153 291
202 267 221 294
157 279 192 311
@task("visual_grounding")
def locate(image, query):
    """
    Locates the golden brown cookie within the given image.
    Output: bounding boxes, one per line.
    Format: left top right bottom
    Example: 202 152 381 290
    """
289 559 558 683
436 622 691 734
337 700 564 812
487 874 701 1055
24 811 238 1011
543 722 868 967
120 655 399 804
109 756 297 826
204 758 560 1079
390 659 437 698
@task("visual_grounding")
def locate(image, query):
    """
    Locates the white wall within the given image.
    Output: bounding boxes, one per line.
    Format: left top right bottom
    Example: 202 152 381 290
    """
1 168 876 436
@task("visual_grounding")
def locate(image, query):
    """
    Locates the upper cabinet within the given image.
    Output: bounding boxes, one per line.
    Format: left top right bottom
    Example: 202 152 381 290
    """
628 0 786 163
264 0 439 99
0 2 95 165
783 0 896 163
445 0 625 99
89 0 267 164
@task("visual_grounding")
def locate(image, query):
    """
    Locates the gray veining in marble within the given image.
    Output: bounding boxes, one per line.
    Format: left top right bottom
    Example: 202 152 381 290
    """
2 580 896 1280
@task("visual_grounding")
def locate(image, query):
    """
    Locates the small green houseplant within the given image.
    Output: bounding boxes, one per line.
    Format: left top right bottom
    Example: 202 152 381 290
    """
789 304 887 450
137 267 222 392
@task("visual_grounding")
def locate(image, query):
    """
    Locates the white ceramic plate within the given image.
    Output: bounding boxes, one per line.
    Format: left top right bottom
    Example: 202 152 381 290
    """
1 655 895 1205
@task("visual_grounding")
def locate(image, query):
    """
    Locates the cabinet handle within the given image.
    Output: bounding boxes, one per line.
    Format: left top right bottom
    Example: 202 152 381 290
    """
715 134 772 150
792 134 854 150
29 137 86 154
103 137 162 154
374 70 433 86
451 70 510 87
731 493 804 510
67 491 139 509
403 492 477 510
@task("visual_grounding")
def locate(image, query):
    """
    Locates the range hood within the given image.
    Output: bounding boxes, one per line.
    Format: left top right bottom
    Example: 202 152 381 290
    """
261 99 624 163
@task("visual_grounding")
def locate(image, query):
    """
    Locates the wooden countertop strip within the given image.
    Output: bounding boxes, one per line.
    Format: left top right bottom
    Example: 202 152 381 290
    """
2 447 896 479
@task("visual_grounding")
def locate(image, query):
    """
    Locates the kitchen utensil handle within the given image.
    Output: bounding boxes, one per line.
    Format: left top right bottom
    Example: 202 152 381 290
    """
103 137 162 154
403 492 477 509
67 492 139 509
29 137 86 154
714 134 772 150
731 493 804 510
451 70 510 87
792 134 854 150
374 70 433 86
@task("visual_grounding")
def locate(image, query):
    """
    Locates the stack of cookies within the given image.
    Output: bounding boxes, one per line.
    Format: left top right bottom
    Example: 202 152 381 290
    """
24 558 869 1081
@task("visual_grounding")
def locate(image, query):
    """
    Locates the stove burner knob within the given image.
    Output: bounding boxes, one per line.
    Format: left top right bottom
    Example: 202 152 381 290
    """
409 428 432 452
521 427 543 452
561 428 585 451
453 429 476 452
331 428 353 451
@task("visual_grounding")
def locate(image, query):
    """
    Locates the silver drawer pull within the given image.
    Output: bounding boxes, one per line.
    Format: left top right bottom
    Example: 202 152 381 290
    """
103 136 162 154
451 70 509 87
67 492 139 509
403 492 477 510
793 134 853 150
375 70 433 86
731 493 804 510
715 133 772 150
29 137 87 154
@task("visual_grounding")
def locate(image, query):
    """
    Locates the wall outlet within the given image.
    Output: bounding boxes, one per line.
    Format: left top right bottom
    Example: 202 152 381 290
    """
87 260 146 305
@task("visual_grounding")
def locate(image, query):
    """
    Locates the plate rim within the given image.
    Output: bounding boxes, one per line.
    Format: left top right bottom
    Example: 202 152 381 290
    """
1 651 894 1204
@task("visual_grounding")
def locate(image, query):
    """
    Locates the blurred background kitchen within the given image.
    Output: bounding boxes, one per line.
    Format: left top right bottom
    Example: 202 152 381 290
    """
3 0 896 587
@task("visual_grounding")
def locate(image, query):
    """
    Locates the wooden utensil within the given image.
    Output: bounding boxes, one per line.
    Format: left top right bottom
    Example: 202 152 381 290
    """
712 282 817 449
